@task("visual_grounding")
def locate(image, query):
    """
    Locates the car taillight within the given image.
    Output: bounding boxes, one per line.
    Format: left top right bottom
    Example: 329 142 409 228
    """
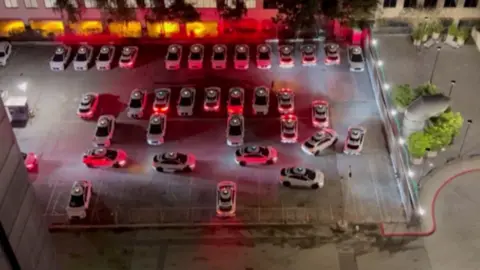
26 164 34 169
118 160 126 166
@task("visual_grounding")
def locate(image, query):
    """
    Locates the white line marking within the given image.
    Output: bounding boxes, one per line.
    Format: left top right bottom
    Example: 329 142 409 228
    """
43 177 58 215
368 158 385 221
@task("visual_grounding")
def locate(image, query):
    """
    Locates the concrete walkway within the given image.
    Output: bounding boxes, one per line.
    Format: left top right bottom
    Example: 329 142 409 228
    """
380 157 480 236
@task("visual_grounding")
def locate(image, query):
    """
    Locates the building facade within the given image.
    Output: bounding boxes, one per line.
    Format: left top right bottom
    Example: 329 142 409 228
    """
0 99 57 270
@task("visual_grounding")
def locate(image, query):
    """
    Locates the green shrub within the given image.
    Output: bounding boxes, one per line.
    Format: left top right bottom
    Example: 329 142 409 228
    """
408 132 432 158
425 125 451 151
456 27 470 40
435 111 464 136
414 83 438 98
392 84 415 108
430 20 444 33
448 24 458 36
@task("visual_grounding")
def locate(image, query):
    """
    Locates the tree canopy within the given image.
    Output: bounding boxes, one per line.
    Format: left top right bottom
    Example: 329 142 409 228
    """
54 0 82 23
217 0 248 20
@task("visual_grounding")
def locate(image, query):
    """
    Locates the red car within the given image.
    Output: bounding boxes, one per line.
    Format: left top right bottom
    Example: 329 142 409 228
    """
82 148 127 168
22 152 38 172
227 87 245 115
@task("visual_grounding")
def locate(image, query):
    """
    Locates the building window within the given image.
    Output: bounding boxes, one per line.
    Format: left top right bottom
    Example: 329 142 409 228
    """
187 0 216 8
383 0 397 8
263 0 275 8
44 0 54 7
424 0 437 7
464 0 478 7
444 0 456 7
225 0 255 8
403 0 416 7
126 0 136 7
24 0 37 7
4 0 18 7
84 0 96 7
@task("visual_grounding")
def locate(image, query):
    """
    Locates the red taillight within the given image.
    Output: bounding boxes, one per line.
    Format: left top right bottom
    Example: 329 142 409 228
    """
26 164 34 169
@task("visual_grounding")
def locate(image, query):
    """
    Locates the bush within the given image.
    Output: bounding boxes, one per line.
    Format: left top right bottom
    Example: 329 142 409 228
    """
425 125 451 151
430 20 444 34
435 111 464 136
456 27 470 40
408 132 432 158
412 27 423 40
414 83 438 98
392 84 415 108
448 24 458 36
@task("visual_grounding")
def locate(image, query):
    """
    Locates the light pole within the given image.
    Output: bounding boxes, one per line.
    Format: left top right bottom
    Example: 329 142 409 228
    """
448 80 456 97
429 46 442 84
458 119 473 158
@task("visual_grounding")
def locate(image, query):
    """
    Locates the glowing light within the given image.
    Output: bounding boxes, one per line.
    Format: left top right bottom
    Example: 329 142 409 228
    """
383 83 390 90
408 170 415 177
17 82 28 92
417 207 425 216
390 109 397 116
398 138 405 145
377 60 384 67
429 162 434 167
371 39 378 46
441 147 446 152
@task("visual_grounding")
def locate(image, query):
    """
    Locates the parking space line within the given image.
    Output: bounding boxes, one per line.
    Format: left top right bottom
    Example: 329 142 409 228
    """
89 177 104 223
368 159 385 221
43 176 58 215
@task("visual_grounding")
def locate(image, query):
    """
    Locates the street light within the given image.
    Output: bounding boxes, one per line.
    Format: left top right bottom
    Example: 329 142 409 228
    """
429 46 442 84
448 80 456 97
377 60 384 67
458 119 473 158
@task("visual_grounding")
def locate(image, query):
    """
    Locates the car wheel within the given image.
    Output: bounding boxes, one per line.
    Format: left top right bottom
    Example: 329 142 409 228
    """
113 163 120 168
156 167 164 172
239 161 246 167
266 160 274 165
183 166 192 172
282 181 291 187
311 183 320 189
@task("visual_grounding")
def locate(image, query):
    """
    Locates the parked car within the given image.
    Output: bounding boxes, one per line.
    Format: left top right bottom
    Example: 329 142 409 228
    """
0 41 12 66
343 126 367 155
211 44 227 70
73 45 93 71
301 129 338 156
256 44 272 69
152 152 196 173
165 44 182 70
216 181 237 217
280 167 325 189
66 180 92 220
188 44 204 69
50 45 71 71
95 45 115 70
348 45 365 72
118 46 139 68
234 44 249 70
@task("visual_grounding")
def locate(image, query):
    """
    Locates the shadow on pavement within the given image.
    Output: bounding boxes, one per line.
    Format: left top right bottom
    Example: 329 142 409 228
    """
98 93 126 118
114 123 147 144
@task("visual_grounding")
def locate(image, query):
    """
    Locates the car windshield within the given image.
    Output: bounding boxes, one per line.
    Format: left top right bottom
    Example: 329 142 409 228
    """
230 97 242 106
176 153 188 163
120 57 130 63
347 143 360 149
351 54 363 62
304 141 315 148
129 98 142 108
190 52 201 60
105 149 118 160
280 95 291 102
95 126 109 137
213 52 224 60
69 194 84 207
149 123 163 134
328 55 338 60
281 51 291 57
179 96 193 106
0 52 5 57
98 52 110 61
255 96 267 105
236 52 247 60
206 95 217 101
76 53 87 62
81 99 92 106
305 169 316 180
167 53 179 61
78 108 90 113
313 135 330 144
259 52 269 60
229 125 242 136
52 54 64 62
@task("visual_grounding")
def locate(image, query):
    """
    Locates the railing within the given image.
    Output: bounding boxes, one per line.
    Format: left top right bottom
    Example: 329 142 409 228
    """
364 35 418 221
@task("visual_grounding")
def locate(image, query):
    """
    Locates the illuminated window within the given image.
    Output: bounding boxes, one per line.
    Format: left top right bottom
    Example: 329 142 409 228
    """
144 0 153 7
126 0 136 7
24 0 37 7
84 0 96 7
187 0 216 8
226 0 255 8
4 0 19 7
44 0 54 7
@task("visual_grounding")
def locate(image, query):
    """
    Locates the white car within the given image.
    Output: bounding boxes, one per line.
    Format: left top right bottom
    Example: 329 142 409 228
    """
211 44 227 70
127 89 148 119
234 44 249 70
348 45 365 72
301 129 338 156
77 92 99 119
118 46 138 68
312 100 330 128
226 114 244 146
95 45 115 70
256 44 271 69
324 43 340 65
73 45 93 71
279 45 294 68
50 45 71 71
301 44 317 66
0 41 12 66
204 87 221 112
280 114 298 143
280 167 325 189
188 44 204 69
152 152 196 173
216 181 237 218
147 113 167 145
227 87 245 115
234 145 278 166
252 86 269 115
66 180 92 220
344 126 366 155
277 89 295 114
177 87 196 116
153 88 171 113
93 115 115 147
165 44 182 70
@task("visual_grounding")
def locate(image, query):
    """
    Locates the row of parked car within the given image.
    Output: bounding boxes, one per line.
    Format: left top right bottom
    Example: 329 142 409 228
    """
46 43 366 71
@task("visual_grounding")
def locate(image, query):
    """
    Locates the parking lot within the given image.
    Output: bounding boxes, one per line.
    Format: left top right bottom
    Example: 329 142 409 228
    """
2 42 405 225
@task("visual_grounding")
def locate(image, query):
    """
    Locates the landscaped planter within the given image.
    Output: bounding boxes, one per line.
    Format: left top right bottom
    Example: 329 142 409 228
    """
413 39 421 46
411 156 424 165
422 34 429 42
432 32 440 40
456 37 465 46
426 150 438 158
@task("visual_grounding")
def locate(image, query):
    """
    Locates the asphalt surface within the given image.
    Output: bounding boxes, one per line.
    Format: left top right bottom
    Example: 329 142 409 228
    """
2 42 404 226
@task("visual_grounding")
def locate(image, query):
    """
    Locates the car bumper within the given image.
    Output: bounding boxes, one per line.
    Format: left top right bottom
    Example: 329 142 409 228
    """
50 63 64 71
312 121 328 129
96 63 110 70
228 140 243 147
166 64 180 70
301 145 315 155
279 63 294 68
74 64 88 71
234 64 249 70
350 66 365 72
147 138 164 145
281 136 297 143
257 63 271 69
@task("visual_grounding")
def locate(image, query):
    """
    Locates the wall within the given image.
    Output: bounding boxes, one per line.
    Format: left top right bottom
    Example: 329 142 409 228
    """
0 99 58 270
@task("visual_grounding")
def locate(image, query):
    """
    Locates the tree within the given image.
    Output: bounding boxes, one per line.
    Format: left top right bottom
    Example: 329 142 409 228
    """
95 0 136 23
217 0 247 20
166 0 200 22
54 0 81 25
408 131 431 159
425 125 451 151
434 111 464 136
147 0 169 21
272 0 321 38
392 84 415 109
337 0 379 26
414 83 438 98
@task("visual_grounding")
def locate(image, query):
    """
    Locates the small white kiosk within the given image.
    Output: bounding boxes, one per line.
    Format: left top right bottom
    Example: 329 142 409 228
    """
4 96 29 122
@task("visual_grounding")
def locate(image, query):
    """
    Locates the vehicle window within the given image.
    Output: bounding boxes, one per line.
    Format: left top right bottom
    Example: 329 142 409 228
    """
255 96 267 105
0 52 5 57
206 95 217 101
351 54 363 62
259 147 269 156
129 98 142 108
328 55 338 60
120 57 130 63
280 51 291 57
283 124 295 131
167 53 179 61
98 52 110 61
76 53 87 62
213 52 224 60
229 125 243 136
81 99 92 106
5 46 9 54
315 114 326 120
305 169 316 180
220 196 231 203
348 143 360 149
179 96 193 106
280 96 291 102
78 108 90 113
69 194 85 207
190 52 202 60
304 141 315 148
95 126 109 137
177 153 188 163
290 174 305 181
236 52 247 60
52 54 64 62
162 160 178 165
149 123 163 134
258 52 269 60
230 97 242 106
105 150 118 160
